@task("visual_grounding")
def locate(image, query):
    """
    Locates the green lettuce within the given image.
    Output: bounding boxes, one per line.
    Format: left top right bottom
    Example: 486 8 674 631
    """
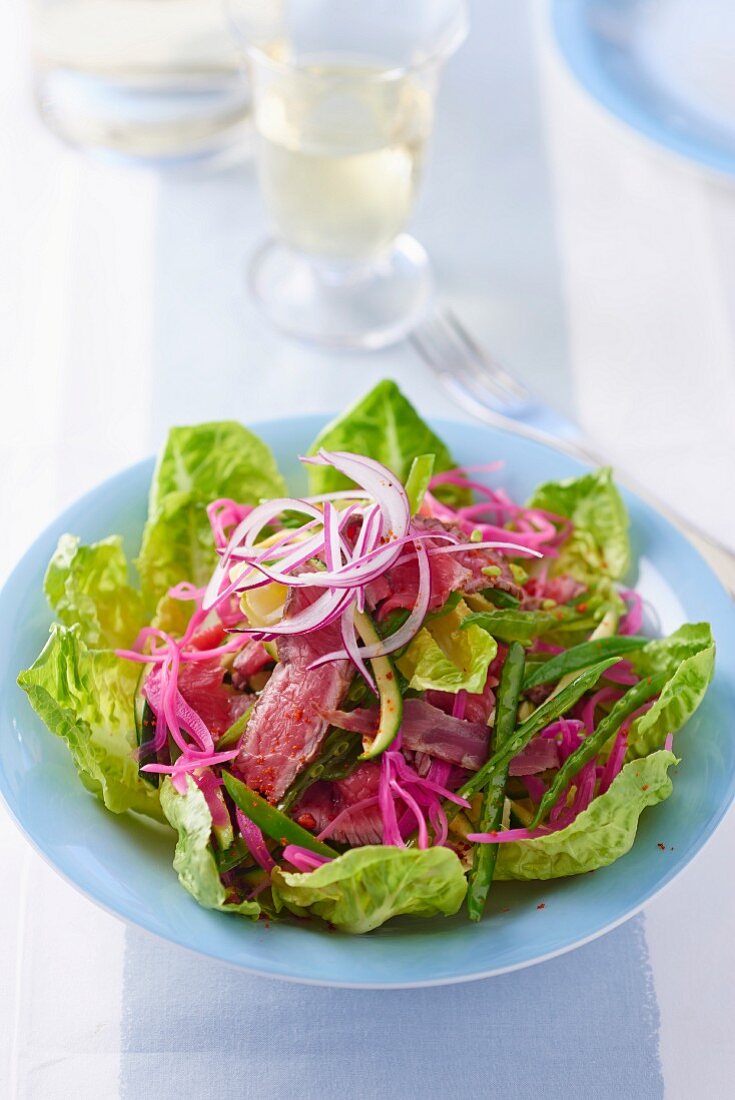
631 622 714 674
626 623 715 758
17 625 163 820
305 380 468 504
495 749 676 879
271 845 467 933
160 778 260 918
398 602 497 694
136 421 287 627
44 534 145 649
527 467 630 582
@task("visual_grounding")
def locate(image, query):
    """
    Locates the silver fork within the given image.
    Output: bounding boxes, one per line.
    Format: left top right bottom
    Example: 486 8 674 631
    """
411 308 735 594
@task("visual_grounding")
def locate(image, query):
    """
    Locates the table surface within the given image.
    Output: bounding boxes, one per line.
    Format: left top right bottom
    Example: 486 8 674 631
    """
3 1 735 1096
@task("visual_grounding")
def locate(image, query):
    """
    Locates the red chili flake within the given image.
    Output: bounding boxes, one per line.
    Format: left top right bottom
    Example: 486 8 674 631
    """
642 784 650 791
577 602 588 613
385 671 394 681
657 842 666 850
297 813 317 830
536 903 546 910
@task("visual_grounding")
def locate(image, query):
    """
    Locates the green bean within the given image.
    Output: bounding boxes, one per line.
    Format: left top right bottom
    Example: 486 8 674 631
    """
457 657 619 803
463 609 599 644
467 642 525 922
425 591 462 623
222 771 338 858
278 728 362 813
213 837 257 874
479 588 520 609
405 454 435 515
215 704 253 751
522 636 649 690
529 671 668 828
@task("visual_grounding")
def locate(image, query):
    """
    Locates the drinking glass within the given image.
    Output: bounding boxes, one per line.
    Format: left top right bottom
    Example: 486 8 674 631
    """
30 0 250 161
228 0 468 349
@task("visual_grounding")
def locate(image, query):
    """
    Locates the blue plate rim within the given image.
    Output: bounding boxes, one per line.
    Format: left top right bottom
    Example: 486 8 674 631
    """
2 413 734 987
551 0 735 178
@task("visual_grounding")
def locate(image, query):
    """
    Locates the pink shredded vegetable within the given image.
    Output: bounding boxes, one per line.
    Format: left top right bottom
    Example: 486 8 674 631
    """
115 448 676 887
237 809 277 873
619 589 644 635
283 845 332 872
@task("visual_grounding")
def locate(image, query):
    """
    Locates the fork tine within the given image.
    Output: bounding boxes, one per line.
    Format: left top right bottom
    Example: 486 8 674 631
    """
441 308 531 403
411 312 523 412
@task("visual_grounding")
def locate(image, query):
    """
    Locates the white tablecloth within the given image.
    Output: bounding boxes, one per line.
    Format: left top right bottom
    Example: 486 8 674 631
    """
2 1 734 1095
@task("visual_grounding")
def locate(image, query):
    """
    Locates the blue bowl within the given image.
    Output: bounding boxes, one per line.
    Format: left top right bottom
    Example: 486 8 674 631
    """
2 416 734 986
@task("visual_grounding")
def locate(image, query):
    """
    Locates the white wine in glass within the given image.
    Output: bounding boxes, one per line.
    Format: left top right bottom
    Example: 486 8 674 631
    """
255 62 432 262
229 0 468 349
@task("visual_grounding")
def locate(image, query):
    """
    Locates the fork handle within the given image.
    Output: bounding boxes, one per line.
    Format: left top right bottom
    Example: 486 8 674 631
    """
442 377 735 596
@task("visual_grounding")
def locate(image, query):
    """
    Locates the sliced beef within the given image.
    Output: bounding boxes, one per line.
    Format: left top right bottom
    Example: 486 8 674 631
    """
522 574 585 610
294 762 383 847
230 639 272 690
508 737 560 776
235 585 353 802
328 698 490 771
176 659 251 736
367 515 523 617
425 672 499 727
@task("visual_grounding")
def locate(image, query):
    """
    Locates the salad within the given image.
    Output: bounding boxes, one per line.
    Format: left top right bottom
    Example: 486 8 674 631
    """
18 382 715 933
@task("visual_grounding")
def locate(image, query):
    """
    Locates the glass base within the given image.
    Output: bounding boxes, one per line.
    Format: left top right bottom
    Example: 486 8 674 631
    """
35 67 250 165
249 235 435 350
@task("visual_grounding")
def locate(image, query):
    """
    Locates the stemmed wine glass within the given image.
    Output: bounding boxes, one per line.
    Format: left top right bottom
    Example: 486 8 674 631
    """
228 0 468 349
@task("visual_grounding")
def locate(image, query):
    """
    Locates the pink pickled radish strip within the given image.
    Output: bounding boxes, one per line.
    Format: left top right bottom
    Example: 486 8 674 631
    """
604 660 639 685
523 775 547 803
598 730 629 796
236 809 277 873
390 779 429 849
619 589 644 635
468 824 561 843
582 687 623 733
194 770 230 829
452 691 467 720
283 845 332 872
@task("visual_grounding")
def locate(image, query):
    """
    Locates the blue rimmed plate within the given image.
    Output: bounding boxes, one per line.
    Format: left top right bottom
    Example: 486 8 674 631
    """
1 415 734 986
553 0 735 176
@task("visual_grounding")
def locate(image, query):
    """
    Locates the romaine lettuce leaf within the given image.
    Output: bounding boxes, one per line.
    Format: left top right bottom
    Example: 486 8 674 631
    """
271 845 467 933
160 778 260 918
398 602 497 694
305 380 468 504
17 624 163 820
626 623 715 758
44 534 145 649
631 622 714 674
136 421 287 626
527 467 630 582
495 748 676 879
